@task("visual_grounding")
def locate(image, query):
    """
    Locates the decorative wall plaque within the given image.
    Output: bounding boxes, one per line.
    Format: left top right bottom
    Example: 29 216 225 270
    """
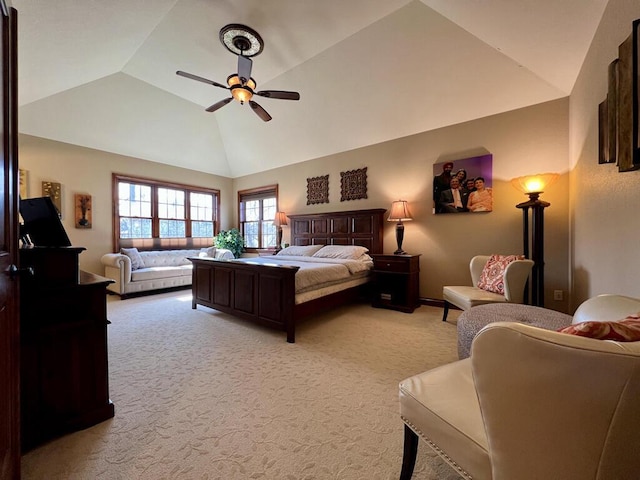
19 169 28 198
340 167 368 202
42 181 62 216
75 194 92 229
307 175 329 205
598 19 640 171
615 19 640 171
607 59 618 163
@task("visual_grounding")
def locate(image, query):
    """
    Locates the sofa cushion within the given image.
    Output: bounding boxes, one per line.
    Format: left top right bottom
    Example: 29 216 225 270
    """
139 249 200 267
477 254 524 294
131 265 193 282
121 247 145 270
558 316 640 341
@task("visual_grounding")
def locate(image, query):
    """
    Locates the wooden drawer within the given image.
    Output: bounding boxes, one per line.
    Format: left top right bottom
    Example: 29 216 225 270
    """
374 257 408 272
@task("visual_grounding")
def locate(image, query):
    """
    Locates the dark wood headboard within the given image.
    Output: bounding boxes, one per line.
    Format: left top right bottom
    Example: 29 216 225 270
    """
288 208 386 254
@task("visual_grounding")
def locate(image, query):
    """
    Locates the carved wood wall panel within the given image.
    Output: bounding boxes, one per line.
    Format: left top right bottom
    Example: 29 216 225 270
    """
306 175 329 205
340 167 367 201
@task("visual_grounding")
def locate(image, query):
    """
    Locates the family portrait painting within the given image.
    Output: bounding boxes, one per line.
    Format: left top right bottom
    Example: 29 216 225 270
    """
432 154 493 214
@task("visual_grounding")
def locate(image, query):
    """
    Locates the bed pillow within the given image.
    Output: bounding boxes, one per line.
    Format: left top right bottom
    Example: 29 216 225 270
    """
312 245 369 260
276 245 324 256
120 247 145 270
558 315 640 341
477 254 525 295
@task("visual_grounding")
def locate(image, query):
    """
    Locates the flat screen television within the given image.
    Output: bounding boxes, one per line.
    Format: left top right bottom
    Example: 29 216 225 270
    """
20 196 72 247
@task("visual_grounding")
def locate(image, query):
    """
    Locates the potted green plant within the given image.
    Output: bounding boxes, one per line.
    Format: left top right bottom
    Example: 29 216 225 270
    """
214 228 245 258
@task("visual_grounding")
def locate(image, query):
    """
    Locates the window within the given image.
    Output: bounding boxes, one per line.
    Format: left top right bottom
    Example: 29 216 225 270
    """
113 174 219 251
158 187 185 238
238 185 278 251
118 182 152 239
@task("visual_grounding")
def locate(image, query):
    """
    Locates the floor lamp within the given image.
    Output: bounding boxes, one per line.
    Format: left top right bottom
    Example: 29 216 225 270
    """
511 173 558 307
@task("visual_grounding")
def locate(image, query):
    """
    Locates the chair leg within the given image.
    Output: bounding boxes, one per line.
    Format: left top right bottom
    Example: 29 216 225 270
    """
400 424 419 480
442 301 449 322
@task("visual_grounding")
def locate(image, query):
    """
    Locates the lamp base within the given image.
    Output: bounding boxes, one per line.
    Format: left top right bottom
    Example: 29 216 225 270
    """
394 222 405 255
275 227 283 252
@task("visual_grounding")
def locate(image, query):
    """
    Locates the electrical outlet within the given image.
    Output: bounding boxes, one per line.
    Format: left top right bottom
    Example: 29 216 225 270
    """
553 290 563 301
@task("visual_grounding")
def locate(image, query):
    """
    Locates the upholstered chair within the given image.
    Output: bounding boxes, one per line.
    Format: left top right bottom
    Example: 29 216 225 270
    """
399 294 640 480
442 255 534 322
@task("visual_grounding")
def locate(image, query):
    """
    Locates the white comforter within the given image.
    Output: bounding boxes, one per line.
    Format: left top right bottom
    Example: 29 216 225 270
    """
235 255 373 293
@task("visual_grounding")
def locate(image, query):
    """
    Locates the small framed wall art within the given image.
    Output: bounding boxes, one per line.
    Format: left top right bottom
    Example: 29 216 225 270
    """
74 194 92 229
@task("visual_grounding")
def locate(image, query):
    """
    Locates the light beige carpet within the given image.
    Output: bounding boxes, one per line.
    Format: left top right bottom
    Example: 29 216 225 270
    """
22 291 463 480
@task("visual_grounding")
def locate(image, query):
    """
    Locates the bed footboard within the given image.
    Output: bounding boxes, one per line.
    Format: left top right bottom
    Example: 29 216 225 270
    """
189 208 385 343
190 257 300 342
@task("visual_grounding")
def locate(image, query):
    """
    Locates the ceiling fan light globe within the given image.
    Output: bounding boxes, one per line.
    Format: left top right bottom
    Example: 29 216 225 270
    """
230 85 254 104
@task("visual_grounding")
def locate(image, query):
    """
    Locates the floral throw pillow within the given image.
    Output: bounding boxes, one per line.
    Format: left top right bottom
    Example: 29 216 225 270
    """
477 254 525 295
558 315 640 341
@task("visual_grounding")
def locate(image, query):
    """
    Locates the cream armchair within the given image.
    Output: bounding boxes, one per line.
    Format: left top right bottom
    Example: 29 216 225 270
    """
442 255 534 321
399 295 640 480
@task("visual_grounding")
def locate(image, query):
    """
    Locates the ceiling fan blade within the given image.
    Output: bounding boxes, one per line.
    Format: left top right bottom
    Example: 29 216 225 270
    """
205 97 233 112
255 90 300 101
176 71 228 90
249 100 272 122
237 55 253 85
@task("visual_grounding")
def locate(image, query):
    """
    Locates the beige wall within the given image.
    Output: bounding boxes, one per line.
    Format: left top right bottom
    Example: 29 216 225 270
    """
570 0 640 309
18 98 571 312
18 135 234 275
235 99 571 311
18 1 640 314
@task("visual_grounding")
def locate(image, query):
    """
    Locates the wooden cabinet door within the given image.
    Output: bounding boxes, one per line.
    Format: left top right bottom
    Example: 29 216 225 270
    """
0 3 20 479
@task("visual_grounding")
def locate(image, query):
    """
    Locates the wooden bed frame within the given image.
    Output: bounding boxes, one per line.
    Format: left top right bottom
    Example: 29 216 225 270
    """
190 208 385 342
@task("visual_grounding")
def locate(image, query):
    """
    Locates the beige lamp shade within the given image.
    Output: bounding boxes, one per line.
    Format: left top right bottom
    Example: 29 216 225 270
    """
273 211 288 227
388 200 413 222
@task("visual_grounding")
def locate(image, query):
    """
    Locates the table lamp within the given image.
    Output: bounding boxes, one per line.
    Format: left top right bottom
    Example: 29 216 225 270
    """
273 211 288 252
388 200 413 255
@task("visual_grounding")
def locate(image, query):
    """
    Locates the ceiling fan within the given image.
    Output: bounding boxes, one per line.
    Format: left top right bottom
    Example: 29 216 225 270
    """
177 24 300 122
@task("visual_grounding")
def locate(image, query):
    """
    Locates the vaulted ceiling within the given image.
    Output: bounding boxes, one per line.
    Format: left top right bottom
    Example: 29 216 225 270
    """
14 0 608 178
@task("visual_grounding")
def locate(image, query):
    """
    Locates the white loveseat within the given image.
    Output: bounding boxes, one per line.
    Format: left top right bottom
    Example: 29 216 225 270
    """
101 248 234 298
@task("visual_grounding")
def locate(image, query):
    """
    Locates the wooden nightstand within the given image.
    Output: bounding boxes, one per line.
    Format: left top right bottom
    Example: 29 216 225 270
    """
371 254 421 313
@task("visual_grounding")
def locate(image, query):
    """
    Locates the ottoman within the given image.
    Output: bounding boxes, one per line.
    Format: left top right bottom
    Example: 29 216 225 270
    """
457 303 572 359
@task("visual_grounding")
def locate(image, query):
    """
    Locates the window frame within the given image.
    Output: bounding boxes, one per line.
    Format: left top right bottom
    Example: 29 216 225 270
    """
112 173 220 252
238 184 279 253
